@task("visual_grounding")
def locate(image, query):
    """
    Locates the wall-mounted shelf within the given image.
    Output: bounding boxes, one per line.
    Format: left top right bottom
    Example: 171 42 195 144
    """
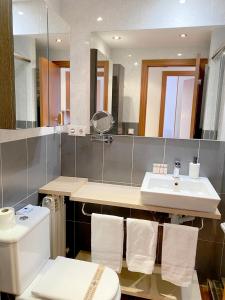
39 177 221 220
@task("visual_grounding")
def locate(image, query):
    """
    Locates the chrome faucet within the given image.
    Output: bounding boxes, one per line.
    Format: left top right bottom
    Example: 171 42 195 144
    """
173 160 181 178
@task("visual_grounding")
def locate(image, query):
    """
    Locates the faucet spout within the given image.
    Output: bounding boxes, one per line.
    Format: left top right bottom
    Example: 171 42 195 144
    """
173 160 181 178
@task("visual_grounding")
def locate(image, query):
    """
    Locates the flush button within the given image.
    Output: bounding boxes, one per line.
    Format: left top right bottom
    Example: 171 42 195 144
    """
19 216 28 221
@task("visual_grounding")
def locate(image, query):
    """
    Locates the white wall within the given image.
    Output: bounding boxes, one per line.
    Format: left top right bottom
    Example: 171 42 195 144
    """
14 36 37 123
13 1 47 36
204 28 225 133
46 0 61 15
217 66 225 140
91 33 111 59
60 0 225 131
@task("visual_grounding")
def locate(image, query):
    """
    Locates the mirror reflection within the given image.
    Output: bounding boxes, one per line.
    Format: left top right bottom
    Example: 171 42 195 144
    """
91 111 114 134
12 0 70 129
45 8 70 127
90 26 225 140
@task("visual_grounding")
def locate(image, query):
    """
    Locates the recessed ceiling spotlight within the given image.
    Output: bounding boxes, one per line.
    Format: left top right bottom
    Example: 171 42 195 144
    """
180 33 187 38
134 62 139 66
18 11 24 15
97 16 103 22
177 53 183 56
112 36 122 40
56 38 62 43
128 54 132 58
179 0 186 3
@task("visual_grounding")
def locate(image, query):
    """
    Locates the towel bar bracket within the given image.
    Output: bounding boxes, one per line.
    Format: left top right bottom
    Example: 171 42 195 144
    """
81 203 204 230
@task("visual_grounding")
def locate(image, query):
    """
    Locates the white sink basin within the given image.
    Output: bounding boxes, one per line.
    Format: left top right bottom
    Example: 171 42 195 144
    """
141 172 221 213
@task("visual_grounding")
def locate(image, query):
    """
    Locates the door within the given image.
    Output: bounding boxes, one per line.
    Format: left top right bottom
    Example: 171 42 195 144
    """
97 61 109 111
159 71 196 138
39 57 61 126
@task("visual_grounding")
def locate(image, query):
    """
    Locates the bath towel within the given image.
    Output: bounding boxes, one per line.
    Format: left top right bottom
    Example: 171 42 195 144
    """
161 223 199 287
126 218 159 274
91 213 124 273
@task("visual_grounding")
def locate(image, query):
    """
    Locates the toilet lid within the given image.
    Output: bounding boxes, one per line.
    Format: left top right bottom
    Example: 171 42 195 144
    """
31 256 120 300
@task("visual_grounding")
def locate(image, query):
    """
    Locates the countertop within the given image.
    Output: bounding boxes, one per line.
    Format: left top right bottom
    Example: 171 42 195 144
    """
39 176 221 219
39 176 88 196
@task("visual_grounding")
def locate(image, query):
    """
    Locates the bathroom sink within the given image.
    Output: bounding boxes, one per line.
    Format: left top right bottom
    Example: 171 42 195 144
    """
141 172 220 213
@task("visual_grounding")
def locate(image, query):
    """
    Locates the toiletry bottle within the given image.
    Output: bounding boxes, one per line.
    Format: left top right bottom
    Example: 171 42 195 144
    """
189 156 200 179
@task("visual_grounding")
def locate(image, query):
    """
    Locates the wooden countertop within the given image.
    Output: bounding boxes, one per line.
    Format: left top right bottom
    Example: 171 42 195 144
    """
39 176 88 196
70 181 221 220
39 177 221 219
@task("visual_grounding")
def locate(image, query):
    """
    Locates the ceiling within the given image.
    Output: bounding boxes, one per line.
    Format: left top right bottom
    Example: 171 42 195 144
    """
96 27 221 49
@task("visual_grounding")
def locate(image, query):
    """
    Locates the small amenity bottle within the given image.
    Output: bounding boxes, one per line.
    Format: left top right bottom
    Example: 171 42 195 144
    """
189 156 200 179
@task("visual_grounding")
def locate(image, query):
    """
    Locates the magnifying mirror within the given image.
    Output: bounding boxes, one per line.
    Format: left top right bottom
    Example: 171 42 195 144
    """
91 111 114 134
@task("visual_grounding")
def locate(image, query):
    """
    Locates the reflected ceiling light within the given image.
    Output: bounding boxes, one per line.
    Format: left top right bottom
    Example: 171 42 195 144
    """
177 53 183 56
128 54 132 58
180 33 187 38
112 35 122 40
134 62 139 66
84 40 90 45
179 0 186 3
97 16 103 22
56 38 62 43
18 11 24 15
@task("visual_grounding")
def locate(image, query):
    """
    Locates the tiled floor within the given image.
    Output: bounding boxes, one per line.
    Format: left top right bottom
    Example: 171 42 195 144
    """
0 286 211 300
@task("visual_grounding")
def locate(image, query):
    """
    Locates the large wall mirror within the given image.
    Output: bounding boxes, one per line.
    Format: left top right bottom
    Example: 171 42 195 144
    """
90 26 225 140
12 0 70 129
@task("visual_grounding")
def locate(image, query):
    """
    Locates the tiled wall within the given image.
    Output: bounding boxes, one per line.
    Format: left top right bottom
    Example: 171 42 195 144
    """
62 133 225 282
0 133 61 210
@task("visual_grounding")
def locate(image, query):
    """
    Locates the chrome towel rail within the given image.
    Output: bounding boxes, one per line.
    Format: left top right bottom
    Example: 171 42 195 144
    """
81 203 204 230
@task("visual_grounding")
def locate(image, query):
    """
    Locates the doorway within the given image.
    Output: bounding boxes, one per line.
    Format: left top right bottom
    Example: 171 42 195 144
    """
138 58 208 137
39 59 70 127
159 71 195 139
96 61 109 112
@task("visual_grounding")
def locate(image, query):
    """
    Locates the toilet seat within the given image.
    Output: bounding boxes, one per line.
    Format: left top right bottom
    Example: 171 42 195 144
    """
16 257 121 300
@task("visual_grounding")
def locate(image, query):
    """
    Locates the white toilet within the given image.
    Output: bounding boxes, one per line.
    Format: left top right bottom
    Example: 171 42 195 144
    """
0 205 121 300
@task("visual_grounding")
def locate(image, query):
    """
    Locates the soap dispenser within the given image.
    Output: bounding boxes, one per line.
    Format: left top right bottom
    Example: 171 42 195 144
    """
189 156 200 179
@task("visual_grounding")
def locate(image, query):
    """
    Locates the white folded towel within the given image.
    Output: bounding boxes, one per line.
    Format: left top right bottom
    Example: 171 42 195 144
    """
161 223 199 287
126 218 159 274
91 213 124 273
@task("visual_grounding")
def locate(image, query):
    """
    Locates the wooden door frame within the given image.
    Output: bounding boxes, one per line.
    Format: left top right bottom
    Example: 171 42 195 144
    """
97 60 109 111
159 70 196 137
40 60 70 127
138 59 203 136
0 0 16 129
52 61 70 68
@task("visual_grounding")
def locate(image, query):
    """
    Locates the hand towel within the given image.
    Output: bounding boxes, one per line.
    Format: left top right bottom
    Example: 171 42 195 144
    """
126 218 159 274
161 223 199 287
91 213 124 273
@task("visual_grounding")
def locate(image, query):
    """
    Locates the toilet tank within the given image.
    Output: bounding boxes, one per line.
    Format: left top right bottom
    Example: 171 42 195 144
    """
0 205 50 295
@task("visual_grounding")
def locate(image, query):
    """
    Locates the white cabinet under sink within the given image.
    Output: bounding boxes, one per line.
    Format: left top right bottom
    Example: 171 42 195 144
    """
141 172 221 213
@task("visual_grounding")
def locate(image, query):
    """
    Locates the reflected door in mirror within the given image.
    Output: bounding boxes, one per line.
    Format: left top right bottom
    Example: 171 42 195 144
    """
96 61 109 111
159 71 195 139
39 58 61 127
39 58 70 126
